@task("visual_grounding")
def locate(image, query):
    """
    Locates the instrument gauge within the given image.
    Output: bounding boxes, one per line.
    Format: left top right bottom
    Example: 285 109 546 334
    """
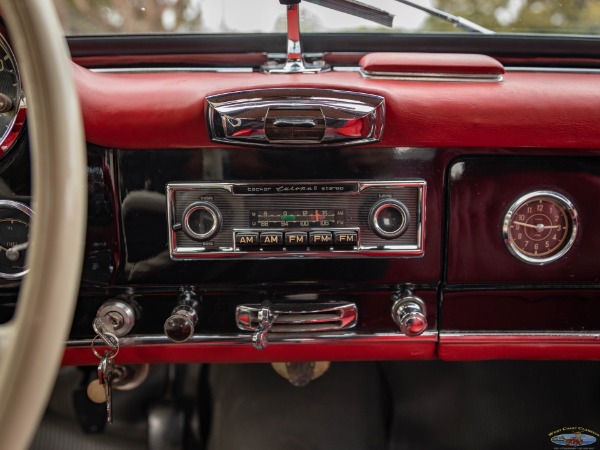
503 191 577 265
0 33 23 154
0 201 33 279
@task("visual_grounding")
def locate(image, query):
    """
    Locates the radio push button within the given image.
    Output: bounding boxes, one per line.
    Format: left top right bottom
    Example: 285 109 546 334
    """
285 232 308 246
309 231 333 246
236 232 259 248
260 232 283 246
333 231 358 248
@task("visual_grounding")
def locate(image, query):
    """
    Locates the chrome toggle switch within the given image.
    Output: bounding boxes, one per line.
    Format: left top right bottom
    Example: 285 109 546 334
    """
392 291 428 337
164 291 200 342
252 300 277 350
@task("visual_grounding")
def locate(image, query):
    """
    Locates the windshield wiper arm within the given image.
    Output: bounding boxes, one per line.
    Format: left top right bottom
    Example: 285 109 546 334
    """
392 0 494 34
304 0 493 34
303 0 394 28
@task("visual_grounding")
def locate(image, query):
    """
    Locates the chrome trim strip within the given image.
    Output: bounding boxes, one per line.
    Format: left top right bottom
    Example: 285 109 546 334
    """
506 67 600 74
360 68 503 82
440 332 600 343
89 66 600 76
66 331 438 348
90 67 254 73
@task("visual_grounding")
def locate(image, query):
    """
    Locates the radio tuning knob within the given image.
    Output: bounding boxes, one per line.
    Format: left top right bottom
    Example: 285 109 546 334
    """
391 291 427 337
181 201 222 242
369 199 410 239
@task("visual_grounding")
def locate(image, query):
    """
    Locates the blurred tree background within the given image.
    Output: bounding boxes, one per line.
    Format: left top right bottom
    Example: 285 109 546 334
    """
52 0 600 35
53 0 203 34
425 0 600 34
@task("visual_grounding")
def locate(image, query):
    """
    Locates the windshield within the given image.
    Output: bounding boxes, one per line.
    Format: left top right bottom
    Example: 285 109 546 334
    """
54 0 600 36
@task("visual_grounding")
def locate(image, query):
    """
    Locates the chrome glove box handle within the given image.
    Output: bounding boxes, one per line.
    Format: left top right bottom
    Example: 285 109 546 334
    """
206 88 384 147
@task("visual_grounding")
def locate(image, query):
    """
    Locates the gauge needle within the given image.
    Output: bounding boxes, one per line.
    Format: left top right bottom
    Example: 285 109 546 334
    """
5 242 28 261
513 221 560 230
8 242 28 253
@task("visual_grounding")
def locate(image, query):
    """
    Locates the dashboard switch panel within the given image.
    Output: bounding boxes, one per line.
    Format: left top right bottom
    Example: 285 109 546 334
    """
167 181 425 259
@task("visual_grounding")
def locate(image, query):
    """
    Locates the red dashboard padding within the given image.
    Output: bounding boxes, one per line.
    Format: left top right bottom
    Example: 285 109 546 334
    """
359 52 505 75
73 62 600 150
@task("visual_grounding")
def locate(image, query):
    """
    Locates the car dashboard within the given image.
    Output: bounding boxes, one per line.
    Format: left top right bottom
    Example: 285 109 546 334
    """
1 21 600 367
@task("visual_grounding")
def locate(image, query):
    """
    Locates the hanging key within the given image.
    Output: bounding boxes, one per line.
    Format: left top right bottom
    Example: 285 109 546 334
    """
97 351 115 424
92 316 120 350
252 300 277 350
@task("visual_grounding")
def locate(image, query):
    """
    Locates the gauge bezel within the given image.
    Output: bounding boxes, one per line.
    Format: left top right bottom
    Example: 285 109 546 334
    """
0 33 24 155
0 200 33 279
502 191 578 265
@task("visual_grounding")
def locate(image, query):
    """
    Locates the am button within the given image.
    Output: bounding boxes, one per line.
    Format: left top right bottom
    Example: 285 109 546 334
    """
260 232 283 246
236 232 259 247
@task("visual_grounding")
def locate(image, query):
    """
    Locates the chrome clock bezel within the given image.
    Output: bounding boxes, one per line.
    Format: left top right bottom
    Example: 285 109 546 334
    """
502 190 578 265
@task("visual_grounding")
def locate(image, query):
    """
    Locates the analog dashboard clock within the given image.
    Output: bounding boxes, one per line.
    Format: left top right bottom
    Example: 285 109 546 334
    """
503 191 578 265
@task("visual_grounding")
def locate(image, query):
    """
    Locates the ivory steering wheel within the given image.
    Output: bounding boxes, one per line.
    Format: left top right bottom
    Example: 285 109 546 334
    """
0 1 87 449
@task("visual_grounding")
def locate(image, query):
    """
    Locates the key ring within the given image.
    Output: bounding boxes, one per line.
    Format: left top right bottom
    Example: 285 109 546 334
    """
92 333 120 360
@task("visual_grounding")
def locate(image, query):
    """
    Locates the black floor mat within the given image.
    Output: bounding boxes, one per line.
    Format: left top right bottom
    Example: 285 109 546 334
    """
207 361 600 450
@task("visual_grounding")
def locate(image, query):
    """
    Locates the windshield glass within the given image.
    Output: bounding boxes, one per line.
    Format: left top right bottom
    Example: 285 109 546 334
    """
54 0 600 36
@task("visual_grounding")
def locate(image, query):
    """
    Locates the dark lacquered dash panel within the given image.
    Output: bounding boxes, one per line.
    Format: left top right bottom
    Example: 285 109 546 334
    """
442 290 600 331
447 157 600 285
116 146 443 285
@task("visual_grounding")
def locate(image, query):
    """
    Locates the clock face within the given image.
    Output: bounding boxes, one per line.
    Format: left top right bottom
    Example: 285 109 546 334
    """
503 192 577 265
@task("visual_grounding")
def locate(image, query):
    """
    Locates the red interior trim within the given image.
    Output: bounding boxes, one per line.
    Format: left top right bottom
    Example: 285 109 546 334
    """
73 62 600 150
359 52 505 75
439 335 600 361
62 341 436 366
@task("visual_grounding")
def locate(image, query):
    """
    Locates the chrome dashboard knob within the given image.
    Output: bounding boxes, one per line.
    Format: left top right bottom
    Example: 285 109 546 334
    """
369 199 410 240
164 291 199 342
392 292 427 336
181 201 222 242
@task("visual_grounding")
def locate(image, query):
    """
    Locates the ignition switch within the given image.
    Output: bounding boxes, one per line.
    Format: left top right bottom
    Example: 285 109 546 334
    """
96 299 137 337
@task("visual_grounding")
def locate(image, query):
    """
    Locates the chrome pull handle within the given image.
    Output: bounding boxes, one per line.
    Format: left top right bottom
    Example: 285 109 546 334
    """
273 118 317 128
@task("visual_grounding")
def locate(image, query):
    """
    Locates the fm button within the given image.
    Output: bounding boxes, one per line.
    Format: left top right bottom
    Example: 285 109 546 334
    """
309 231 333 246
334 231 358 246
285 232 308 246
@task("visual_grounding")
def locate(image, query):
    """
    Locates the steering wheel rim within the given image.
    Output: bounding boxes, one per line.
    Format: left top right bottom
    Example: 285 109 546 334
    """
0 1 86 449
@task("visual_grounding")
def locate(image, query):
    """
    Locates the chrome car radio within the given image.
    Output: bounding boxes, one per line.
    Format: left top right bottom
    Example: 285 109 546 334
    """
167 181 425 259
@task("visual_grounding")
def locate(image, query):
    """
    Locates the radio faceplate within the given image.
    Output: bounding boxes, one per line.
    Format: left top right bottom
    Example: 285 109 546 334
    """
167 181 425 259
